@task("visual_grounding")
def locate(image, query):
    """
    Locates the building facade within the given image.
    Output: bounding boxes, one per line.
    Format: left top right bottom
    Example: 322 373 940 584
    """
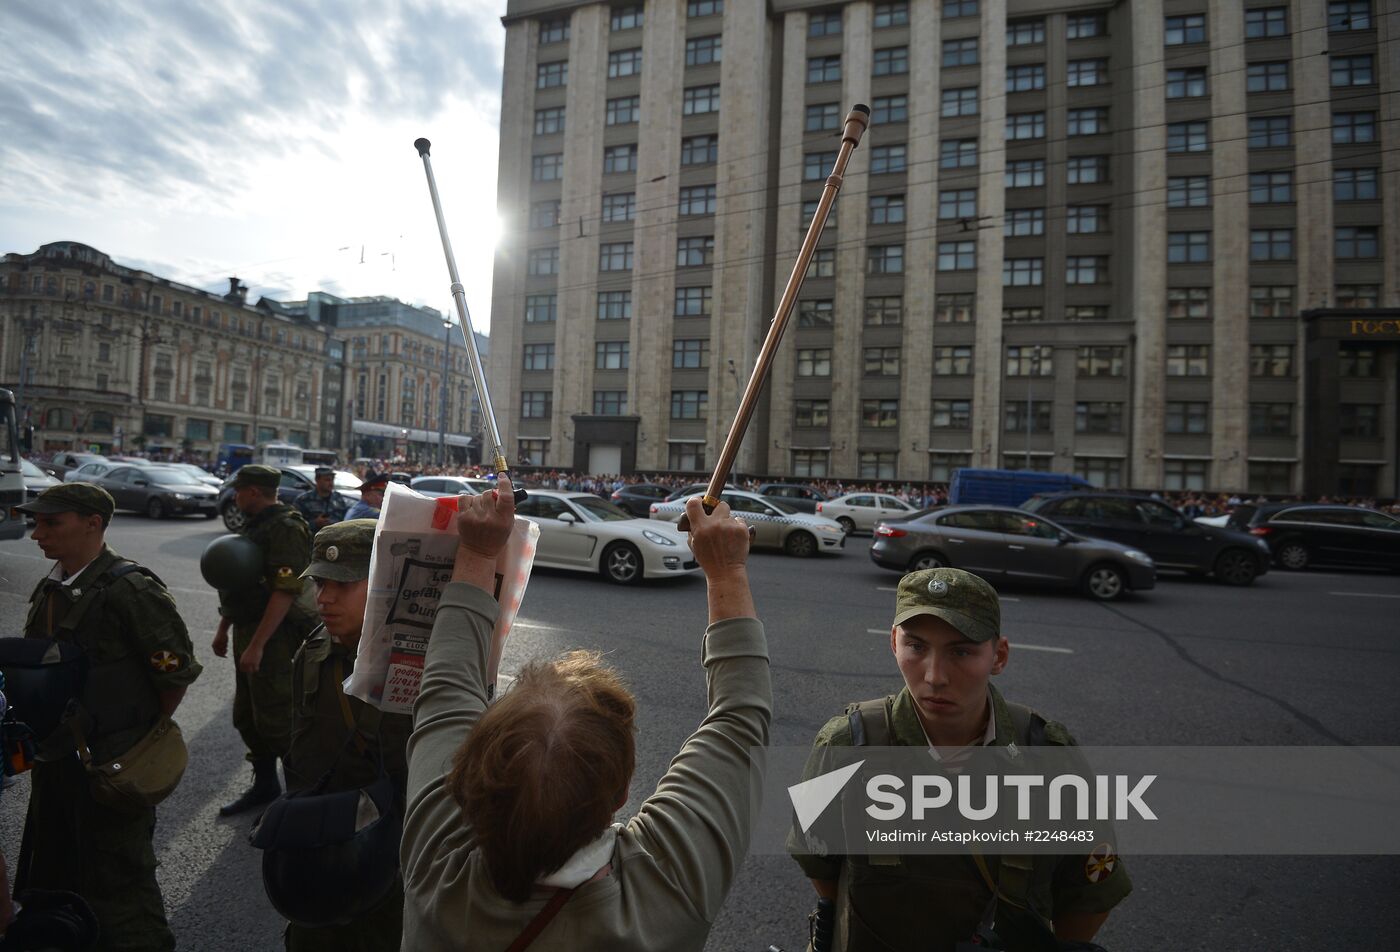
488 0 1398 496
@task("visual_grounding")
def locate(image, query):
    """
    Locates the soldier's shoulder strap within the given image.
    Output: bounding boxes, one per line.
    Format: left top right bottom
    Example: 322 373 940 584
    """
1004 701 1050 747
844 695 895 747
57 560 165 635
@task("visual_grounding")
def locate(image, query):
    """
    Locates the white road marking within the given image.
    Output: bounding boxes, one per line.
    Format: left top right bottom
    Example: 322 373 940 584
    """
1328 591 1400 599
866 628 1071 654
513 620 563 631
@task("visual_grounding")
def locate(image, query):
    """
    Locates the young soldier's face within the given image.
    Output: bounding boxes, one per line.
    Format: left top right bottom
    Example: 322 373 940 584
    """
891 615 1007 729
31 511 102 562
314 578 370 645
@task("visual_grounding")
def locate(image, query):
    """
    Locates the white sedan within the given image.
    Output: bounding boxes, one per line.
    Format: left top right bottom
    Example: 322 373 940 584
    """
649 489 847 558
818 492 918 535
515 490 700 585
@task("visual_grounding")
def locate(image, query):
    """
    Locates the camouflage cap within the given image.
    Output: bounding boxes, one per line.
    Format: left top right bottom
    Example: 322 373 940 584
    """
231 464 281 489
301 519 378 582
892 567 1001 643
17 482 116 519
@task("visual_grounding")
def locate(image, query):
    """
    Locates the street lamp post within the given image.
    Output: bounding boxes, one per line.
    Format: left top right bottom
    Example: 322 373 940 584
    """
438 318 451 467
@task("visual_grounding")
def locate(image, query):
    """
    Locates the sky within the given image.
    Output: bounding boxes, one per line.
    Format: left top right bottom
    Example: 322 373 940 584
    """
0 0 508 331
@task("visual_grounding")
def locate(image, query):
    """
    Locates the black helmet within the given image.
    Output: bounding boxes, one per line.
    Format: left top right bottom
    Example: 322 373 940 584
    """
199 534 264 591
0 638 87 743
251 773 401 927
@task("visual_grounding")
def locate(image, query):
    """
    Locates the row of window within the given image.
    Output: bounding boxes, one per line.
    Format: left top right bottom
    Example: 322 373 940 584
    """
522 339 711 372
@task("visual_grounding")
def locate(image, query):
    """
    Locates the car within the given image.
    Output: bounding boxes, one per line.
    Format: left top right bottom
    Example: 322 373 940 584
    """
756 483 827 514
1022 492 1270 586
64 460 118 482
160 462 223 488
609 483 674 518
47 451 107 477
388 472 415 485
817 492 919 535
81 464 220 519
649 489 847 558
870 505 1156 601
1228 503 1400 572
217 465 361 531
663 482 736 502
409 476 482 498
20 458 60 505
512 489 700 584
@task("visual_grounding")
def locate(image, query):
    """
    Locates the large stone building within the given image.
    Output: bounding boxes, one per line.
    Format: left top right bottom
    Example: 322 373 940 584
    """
0 242 484 466
488 0 1398 496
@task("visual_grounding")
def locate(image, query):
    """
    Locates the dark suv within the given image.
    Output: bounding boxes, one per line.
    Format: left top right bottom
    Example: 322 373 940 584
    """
1228 503 1400 571
757 483 826 514
1024 492 1271 586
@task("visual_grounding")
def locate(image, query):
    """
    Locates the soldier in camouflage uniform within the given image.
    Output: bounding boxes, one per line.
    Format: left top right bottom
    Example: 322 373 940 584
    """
212 464 319 816
280 519 412 951
15 484 201 951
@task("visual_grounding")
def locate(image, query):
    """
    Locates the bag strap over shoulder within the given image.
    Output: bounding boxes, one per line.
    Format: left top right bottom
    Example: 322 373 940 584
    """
845 696 894 747
505 887 577 952
1003 701 1048 747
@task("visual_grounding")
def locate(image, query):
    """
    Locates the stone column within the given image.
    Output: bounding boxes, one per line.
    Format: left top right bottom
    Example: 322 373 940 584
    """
969 3 1007 467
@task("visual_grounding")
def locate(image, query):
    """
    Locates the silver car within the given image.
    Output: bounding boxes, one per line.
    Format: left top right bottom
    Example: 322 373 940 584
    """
409 476 483 497
818 492 918 535
514 489 700 584
650 489 847 558
80 464 220 519
869 505 1156 601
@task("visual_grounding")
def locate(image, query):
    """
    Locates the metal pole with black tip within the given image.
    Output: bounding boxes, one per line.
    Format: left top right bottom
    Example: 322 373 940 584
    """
413 137 527 504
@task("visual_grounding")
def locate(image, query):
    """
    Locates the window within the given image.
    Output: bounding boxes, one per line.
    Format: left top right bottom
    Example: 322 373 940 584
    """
610 5 642 30
606 96 640 125
599 241 634 271
603 144 638 173
1249 171 1293 203
1165 460 1210 492
534 106 565 135
1167 176 1211 207
1165 14 1207 45
867 245 904 274
1168 231 1212 263
1066 108 1108 140
681 135 718 166
797 348 832 377
1331 55 1373 86
518 439 548 466
1250 228 1293 260
1245 7 1287 38
597 290 632 320
1329 1 1373 31
1067 155 1107 184
862 399 900 428
1167 121 1209 153
1333 111 1377 144
854 297 903 331
523 343 555 371
673 338 710 369
1004 401 1053 433
675 286 713 316
1008 345 1053 376
795 400 830 428
933 400 972 429
1067 59 1107 86
532 153 563 181
1005 306 1044 322
787 449 827 478
1007 112 1045 140
1250 285 1294 318
807 55 841 84
686 35 722 66
1066 13 1104 38
941 87 978 117
521 391 552 419
528 247 559 275
670 390 708 420
806 103 840 132
938 241 976 271
608 48 642 78
870 144 906 174
1003 257 1043 286
679 185 717 216
596 341 630 370
1249 403 1294 437
539 18 569 44
1077 345 1124 377
942 38 979 67
683 84 721 114
1247 61 1289 92
872 96 907 124
806 248 835 278
1076 402 1123 434
1168 287 1211 319
941 139 978 169
805 151 837 181
873 47 909 77
801 199 838 229
1007 19 1045 46
936 293 974 323
938 189 977 220
601 192 636 222
1166 67 1207 98
934 345 973 376
593 391 628 415
1335 168 1379 201
1007 64 1045 92
1166 401 1210 434
677 236 715 267
537 61 568 88
943 0 978 18
859 452 898 480
1336 284 1380 308
1166 344 1210 376
1339 404 1380 438
863 347 901 376
1339 346 1378 377
809 10 842 36
798 299 835 327
530 200 561 229
1005 207 1045 237
1248 116 1291 148
869 194 906 225
1006 159 1044 187
1336 226 1379 259
1066 256 1107 285
874 2 908 27
526 294 557 323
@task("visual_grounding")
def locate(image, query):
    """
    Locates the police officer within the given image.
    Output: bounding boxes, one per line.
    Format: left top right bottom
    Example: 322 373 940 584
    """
294 468 351 530
13 484 201 951
344 471 388 521
788 568 1131 952
278 519 412 950
212 464 318 816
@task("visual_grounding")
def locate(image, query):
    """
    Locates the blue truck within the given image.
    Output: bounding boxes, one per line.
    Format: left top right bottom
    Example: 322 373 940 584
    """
948 467 1091 508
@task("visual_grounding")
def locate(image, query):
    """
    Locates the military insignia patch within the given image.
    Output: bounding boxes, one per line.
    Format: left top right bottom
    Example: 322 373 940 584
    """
325 545 340 562
150 650 181 673
1085 843 1118 882
276 566 294 578
928 579 949 597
